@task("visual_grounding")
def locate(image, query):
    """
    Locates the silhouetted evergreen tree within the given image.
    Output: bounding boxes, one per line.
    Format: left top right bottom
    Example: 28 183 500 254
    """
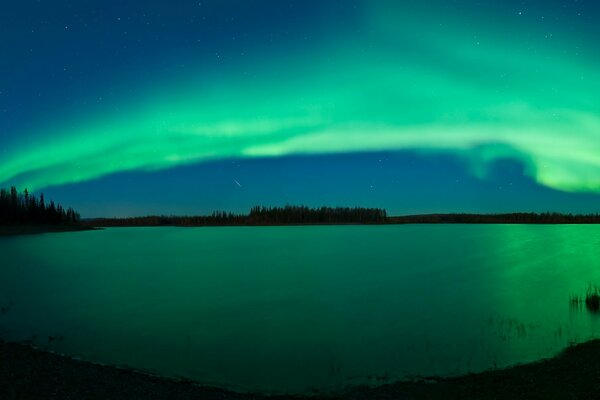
386 212 600 224
0 187 81 226
247 205 387 224
84 208 600 227
86 205 388 227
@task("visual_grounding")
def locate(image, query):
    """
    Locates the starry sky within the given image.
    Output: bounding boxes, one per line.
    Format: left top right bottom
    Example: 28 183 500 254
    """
1 1 599 217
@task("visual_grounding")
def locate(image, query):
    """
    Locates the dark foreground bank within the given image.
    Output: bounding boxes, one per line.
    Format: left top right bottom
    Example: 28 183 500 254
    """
1 340 600 400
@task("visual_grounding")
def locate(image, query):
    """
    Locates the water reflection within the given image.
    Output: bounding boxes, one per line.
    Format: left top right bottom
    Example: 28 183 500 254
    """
1 225 600 392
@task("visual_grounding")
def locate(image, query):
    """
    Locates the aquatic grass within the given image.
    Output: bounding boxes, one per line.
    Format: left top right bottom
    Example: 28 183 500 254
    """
570 295 584 312
584 284 600 314
585 293 600 313
569 285 600 314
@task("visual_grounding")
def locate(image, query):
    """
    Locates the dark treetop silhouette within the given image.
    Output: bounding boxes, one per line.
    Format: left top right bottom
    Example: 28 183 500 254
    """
87 208 600 227
4 186 600 228
0 187 80 226
86 205 389 227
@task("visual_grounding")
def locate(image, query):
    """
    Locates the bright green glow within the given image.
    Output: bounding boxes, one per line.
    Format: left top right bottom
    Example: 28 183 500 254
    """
2 3 599 192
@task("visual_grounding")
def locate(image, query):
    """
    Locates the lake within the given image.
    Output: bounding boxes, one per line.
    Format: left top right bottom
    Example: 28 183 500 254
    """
1 225 600 393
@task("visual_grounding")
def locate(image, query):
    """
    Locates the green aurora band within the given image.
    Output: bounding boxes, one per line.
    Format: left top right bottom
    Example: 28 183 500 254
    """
2 2 599 192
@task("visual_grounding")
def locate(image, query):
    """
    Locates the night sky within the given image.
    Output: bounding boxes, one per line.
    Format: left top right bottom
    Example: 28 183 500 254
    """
1 1 599 217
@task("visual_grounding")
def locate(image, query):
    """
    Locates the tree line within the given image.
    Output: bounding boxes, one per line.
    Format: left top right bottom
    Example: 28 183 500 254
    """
387 212 600 224
86 209 600 227
86 205 388 227
84 206 600 227
0 187 81 225
4 185 600 227
248 205 387 224
86 212 247 227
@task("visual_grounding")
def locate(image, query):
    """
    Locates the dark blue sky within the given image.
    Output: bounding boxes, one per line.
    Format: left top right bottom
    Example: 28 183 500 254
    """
2 1 600 216
41 151 600 218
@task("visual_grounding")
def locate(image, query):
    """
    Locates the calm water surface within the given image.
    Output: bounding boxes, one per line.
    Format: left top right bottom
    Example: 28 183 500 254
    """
1 225 600 392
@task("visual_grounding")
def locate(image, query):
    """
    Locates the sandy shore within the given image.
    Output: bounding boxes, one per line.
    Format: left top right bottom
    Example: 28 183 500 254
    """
1 339 600 399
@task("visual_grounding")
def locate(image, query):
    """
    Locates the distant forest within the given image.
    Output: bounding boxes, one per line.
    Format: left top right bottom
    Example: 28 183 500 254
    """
0 187 80 225
4 186 600 227
387 213 600 224
86 205 389 227
87 209 600 227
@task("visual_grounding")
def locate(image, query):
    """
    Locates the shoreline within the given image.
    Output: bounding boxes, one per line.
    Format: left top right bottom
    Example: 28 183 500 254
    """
84 211 600 227
1 339 600 399
4 216 600 238
0 225 99 237
1 222 599 238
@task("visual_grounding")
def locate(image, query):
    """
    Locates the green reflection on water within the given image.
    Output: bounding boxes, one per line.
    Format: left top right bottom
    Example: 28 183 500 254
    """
1 225 599 392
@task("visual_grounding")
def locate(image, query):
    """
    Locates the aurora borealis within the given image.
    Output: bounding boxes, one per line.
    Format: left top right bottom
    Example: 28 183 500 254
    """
1 1 600 215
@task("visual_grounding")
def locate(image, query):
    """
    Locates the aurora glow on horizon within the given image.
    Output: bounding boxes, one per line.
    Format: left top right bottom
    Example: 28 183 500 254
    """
1 0 600 215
